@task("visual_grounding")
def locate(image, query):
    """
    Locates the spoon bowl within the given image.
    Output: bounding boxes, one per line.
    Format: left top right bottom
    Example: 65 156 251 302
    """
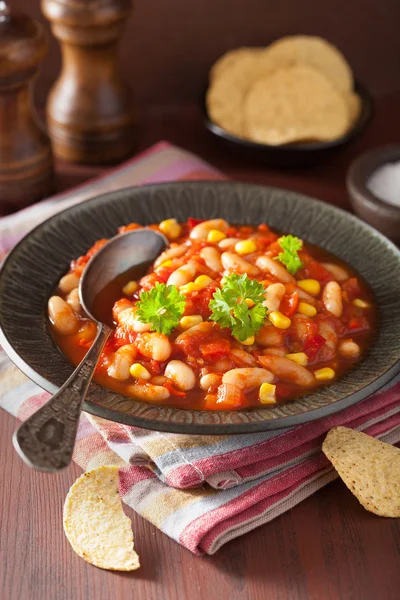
13 228 167 472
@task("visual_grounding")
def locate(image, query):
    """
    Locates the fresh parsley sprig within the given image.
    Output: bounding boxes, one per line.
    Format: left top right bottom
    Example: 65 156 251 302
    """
136 283 186 335
209 273 267 342
276 235 303 275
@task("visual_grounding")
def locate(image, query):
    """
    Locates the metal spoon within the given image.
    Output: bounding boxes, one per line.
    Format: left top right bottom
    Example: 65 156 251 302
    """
13 229 167 472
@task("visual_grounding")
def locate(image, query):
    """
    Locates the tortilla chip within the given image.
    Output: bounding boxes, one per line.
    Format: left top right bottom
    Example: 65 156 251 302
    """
63 466 140 571
244 65 350 145
206 51 277 137
209 46 264 81
322 426 400 517
264 35 353 93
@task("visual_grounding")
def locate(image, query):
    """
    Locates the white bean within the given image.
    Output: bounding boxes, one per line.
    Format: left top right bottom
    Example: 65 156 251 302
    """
128 383 170 402
264 283 286 313
255 324 285 347
167 262 196 287
200 246 223 272
66 287 82 314
222 367 274 389
215 383 243 408
318 320 337 350
48 296 79 335
213 358 234 372
258 355 315 386
175 321 214 343
151 375 167 385
339 339 361 358
262 347 286 357
296 287 316 305
200 373 222 391
118 307 151 333
164 360 196 390
154 244 187 267
323 281 343 317
136 332 172 362
322 263 349 282
107 344 137 381
218 237 238 249
221 252 259 276
190 219 229 240
230 348 257 367
58 272 80 294
255 255 295 284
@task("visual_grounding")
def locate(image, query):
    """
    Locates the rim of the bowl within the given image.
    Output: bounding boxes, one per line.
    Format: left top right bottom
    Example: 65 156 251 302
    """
203 80 373 152
347 144 400 215
0 180 399 434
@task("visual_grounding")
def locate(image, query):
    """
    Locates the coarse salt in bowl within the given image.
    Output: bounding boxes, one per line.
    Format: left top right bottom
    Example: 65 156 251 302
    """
367 161 400 208
347 145 400 244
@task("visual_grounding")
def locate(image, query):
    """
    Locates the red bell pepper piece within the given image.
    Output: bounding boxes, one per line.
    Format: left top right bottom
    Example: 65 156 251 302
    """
280 291 299 318
304 333 326 361
188 218 204 229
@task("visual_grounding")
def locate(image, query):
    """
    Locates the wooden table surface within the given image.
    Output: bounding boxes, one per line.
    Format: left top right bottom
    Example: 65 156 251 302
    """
1 95 400 600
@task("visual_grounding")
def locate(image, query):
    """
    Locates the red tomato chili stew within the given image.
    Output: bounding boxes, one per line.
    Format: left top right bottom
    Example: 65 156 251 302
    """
48 218 376 411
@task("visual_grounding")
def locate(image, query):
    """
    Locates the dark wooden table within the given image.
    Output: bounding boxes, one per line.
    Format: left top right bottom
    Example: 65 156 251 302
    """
1 95 400 600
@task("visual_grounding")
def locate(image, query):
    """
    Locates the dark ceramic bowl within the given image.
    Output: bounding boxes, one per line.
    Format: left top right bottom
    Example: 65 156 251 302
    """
347 145 400 244
203 82 373 168
0 182 399 434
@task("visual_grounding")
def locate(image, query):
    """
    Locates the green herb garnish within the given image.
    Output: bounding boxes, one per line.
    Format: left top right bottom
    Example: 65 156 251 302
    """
136 282 186 335
276 235 303 275
209 273 267 342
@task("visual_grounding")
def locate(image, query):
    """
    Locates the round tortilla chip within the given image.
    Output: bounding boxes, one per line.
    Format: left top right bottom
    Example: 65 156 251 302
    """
63 466 140 571
206 51 277 137
322 426 400 518
209 47 264 81
348 91 362 125
264 35 353 93
244 65 350 145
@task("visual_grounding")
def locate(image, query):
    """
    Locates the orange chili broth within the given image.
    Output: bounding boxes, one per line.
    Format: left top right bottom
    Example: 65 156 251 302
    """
53 220 377 410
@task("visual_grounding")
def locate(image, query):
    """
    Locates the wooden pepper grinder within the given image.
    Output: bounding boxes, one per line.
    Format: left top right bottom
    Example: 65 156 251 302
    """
0 2 53 211
41 0 135 165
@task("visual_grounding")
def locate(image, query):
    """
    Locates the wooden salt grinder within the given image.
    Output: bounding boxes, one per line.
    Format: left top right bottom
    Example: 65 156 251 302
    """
41 0 135 165
0 4 53 210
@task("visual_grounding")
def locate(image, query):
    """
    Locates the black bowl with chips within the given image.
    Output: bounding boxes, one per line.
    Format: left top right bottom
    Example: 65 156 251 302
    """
202 81 373 168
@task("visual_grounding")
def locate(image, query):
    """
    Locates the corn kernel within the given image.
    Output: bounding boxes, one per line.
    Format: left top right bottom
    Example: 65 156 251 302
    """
158 259 173 268
259 382 277 405
285 352 308 366
180 282 201 294
269 311 291 329
297 279 321 296
244 298 255 308
122 280 138 295
159 218 181 240
240 335 255 346
297 302 317 317
129 363 151 380
353 298 370 309
314 367 335 381
207 229 227 243
234 239 257 255
194 275 213 289
179 315 203 330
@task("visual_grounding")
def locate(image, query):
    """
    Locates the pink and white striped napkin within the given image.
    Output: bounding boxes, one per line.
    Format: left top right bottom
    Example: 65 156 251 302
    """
1 141 399 555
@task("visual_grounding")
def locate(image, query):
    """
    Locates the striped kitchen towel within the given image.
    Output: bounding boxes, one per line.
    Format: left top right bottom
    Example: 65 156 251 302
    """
1 141 399 555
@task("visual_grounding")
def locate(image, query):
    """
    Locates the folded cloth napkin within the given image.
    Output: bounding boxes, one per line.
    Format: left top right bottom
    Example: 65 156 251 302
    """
1 141 399 555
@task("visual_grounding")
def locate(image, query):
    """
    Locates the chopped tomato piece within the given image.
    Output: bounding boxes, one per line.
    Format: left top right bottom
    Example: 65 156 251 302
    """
200 339 231 360
280 291 299 318
304 334 326 361
139 272 165 290
300 260 332 283
188 218 204 229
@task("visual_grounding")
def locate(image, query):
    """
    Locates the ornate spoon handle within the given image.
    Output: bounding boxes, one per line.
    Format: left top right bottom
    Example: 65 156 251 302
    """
13 323 111 472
